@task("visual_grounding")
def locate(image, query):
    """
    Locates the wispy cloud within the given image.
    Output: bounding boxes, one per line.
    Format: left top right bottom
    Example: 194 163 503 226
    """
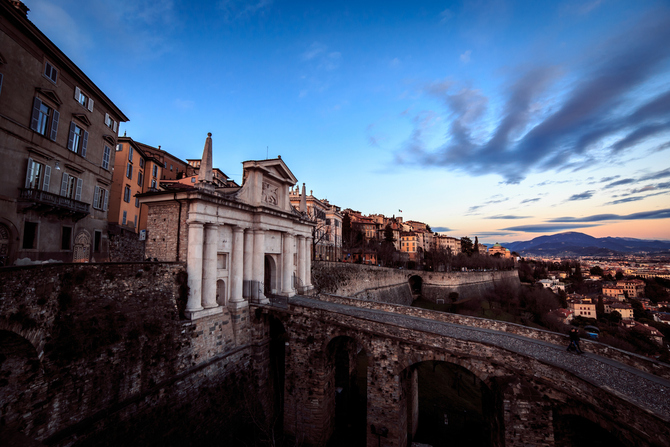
302 42 341 70
393 9 670 184
549 208 670 222
432 226 453 233
567 190 595 201
439 9 454 24
520 197 541 204
502 224 600 233
460 50 472 64
488 215 531 219
604 178 635 188
218 0 272 21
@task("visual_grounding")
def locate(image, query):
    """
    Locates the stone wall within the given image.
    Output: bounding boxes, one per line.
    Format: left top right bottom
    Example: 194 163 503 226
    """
312 261 519 304
144 202 188 262
0 263 272 446
107 225 146 262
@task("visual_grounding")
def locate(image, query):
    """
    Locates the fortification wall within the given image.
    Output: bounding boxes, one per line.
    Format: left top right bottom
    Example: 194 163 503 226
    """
311 262 519 304
0 263 271 446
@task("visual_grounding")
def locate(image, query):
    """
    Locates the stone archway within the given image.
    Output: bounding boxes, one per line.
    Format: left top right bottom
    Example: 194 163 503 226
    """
0 330 44 432
408 275 423 299
406 360 493 447
0 223 10 266
72 230 91 263
326 335 368 447
264 254 278 296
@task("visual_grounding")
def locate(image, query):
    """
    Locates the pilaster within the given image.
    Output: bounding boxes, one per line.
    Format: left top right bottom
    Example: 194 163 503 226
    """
229 226 247 309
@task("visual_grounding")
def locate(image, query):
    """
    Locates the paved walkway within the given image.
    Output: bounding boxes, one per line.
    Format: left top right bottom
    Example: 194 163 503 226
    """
289 296 670 421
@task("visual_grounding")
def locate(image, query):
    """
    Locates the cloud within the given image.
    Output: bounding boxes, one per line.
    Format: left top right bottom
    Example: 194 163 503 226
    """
567 190 595 201
600 175 621 183
29 1 93 60
390 58 401 68
460 50 472 64
392 9 670 184
549 208 670 222
432 227 453 233
502 224 600 233
640 168 670 181
439 9 454 24
604 178 636 188
488 215 531 219
521 198 541 204
218 0 272 21
302 43 341 70
604 197 645 205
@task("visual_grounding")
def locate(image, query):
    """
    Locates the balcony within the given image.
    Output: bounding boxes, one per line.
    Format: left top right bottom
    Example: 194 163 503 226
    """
18 188 90 220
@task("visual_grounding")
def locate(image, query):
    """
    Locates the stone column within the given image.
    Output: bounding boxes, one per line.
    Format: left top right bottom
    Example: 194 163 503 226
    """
305 236 314 287
230 226 246 307
282 232 294 296
185 221 204 317
202 223 219 309
243 228 253 300
252 229 268 304
297 235 306 292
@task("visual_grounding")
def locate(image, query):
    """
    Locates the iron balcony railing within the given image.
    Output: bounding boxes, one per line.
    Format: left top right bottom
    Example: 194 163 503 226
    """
19 188 90 214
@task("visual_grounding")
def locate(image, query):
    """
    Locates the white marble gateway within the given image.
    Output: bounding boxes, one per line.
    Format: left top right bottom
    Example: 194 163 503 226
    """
140 133 315 319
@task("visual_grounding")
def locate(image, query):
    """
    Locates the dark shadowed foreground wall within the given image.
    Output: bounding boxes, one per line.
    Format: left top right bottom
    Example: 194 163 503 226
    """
0 263 273 446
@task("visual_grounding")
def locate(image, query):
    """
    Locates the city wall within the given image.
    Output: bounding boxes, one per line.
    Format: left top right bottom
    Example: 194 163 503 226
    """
0 263 273 446
311 262 520 304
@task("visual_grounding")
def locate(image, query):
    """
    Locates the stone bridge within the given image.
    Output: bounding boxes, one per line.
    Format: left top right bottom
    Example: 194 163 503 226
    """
268 294 670 447
1 262 669 447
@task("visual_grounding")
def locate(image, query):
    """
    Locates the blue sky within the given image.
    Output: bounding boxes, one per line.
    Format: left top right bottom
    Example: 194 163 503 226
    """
28 0 670 243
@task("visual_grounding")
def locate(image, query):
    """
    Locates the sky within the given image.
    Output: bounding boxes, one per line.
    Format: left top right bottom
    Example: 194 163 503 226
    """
27 0 670 244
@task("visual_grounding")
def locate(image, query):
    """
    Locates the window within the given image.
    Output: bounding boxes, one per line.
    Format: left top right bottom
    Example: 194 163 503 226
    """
116 143 123 151
128 146 134 162
150 179 157 189
123 185 131 203
94 230 102 252
170 164 173 171
59 173 82 200
152 165 158 177
139 158 144 168
24 158 51 191
61 226 72 250
104 113 118 132
135 197 140 208
126 163 133 180
43 61 58 84
30 97 59 141
134 215 138 228
93 186 109 210
74 87 93 111
122 211 127 225
137 171 143 186
22 222 38 249
67 122 88 157
102 145 111 170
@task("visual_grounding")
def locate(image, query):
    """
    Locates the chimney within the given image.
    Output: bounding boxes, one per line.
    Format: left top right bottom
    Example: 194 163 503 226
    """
11 1 29 17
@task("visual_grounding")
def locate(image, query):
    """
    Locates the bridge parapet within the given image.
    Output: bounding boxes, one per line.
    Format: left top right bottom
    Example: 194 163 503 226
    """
315 293 670 380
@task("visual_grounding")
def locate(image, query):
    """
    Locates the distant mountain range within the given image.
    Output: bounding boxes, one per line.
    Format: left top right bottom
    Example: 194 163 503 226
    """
495 232 670 257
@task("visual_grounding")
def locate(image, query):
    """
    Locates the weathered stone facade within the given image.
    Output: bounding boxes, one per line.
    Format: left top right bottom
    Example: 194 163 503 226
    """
0 263 272 446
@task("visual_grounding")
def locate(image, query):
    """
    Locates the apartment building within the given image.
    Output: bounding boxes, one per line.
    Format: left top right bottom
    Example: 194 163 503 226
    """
108 137 163 233
290 185 342 261
0 0 127 264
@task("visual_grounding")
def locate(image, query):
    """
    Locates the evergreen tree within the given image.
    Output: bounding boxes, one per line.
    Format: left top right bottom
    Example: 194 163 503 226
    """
461 236 474 256
473 236 479 254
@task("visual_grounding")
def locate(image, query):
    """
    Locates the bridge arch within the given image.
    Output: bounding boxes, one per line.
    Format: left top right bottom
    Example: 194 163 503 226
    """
408 275 422 297
0 330 44 432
